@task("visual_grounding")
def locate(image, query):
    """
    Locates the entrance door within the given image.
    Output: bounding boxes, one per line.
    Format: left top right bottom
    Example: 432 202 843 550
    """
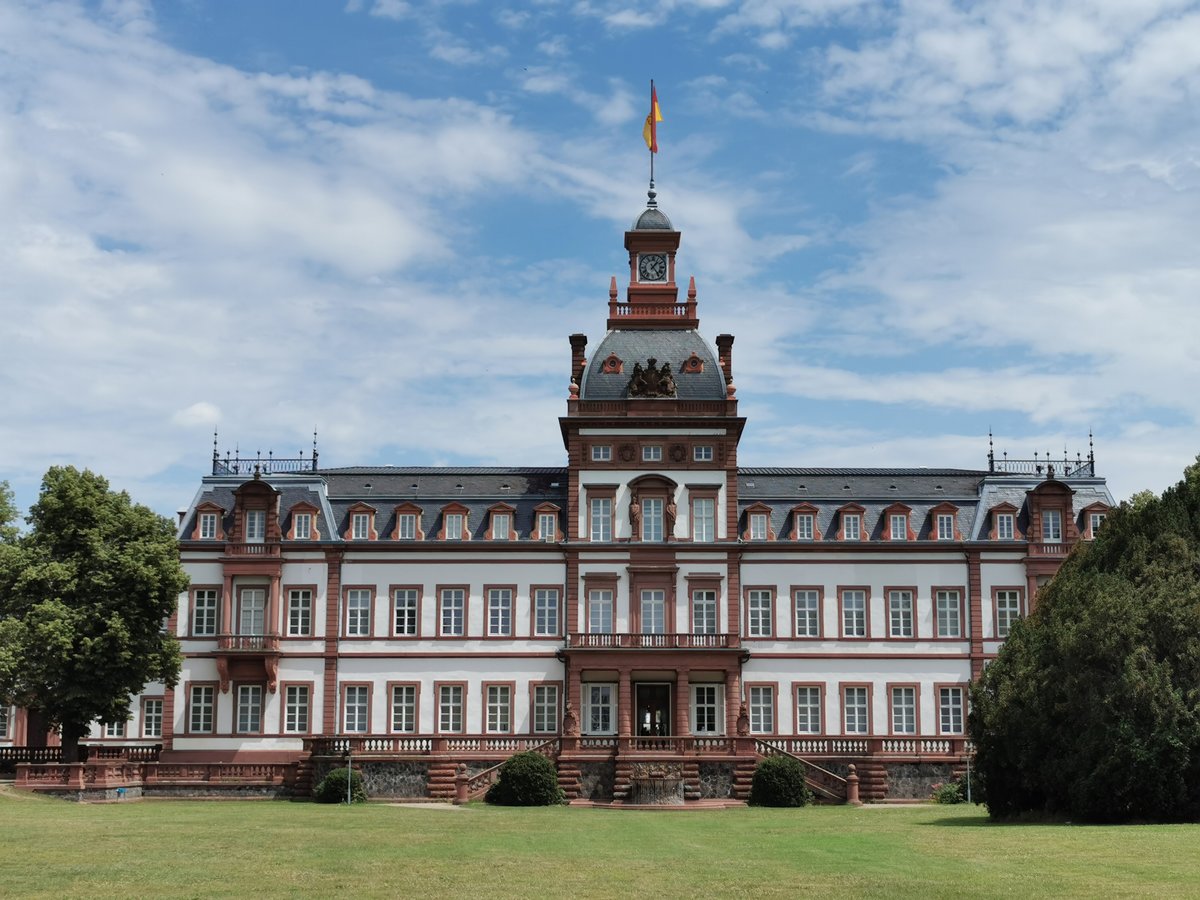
635 683 671 736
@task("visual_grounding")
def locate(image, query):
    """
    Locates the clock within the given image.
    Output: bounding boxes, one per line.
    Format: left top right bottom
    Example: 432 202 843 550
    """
638 253 668 282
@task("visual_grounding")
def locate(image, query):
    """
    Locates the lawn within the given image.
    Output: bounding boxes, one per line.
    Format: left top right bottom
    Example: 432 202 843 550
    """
1 789 1197 899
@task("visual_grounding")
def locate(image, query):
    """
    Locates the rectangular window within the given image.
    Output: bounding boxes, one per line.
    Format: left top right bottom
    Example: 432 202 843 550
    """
936 590 962 638
641 498 664 542
996 513 1014 540
891 686 916 734
287 589 312 637
843 686 869 734
796 686 822 734
199 512 217 540
344 685 369 733
0 705 8 739
749 513 768 541
796 514 814 541
104 720 126 738
939 686 964 734
192 589 218 636
391 685 416 733
444 513 464 540
588 589 613 634
794 590 820 638
438 685 464 733
393 589 418 636
693 445 714 462
640 589 666 634
1043 509 1062 543
590 498 612 542
584 683 615 735
538 512 557 542
397 514 417 540
534 588 559 637
440 589 465 637
1090 512 1106 534
841 590 866 638
239 588 266 636
293 512 311 539
284 685 310 734
888 590 914 638
236 685 263 734
533 685 560 734
996 590 1023 638
692 497 715 542
749 686 775 734
346 589 372 637
245 509 265 542
692 685 721 734
189 685 214 733
890 514 908 540
937 514 955 541
642 445 662 462
748 590 773 637
691 589 717 635
488 588 513 637
492 513 511 540
142 699 163 739
591 445 612 462
351 513 370 540
486 685 512 734
843 514 861 541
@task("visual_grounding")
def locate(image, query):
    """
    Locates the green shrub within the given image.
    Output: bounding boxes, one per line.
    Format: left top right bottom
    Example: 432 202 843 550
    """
314 766 367 804
748 755 813 807
484 752 564 806
932 780 964 804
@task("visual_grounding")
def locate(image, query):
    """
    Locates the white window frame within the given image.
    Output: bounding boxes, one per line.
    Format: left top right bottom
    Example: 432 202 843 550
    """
346 589 372 637
692 497 715 542
488 588 513 637
996 590 1023 638
891 686 916 734
842 590 866 638
1090 512 1106 535
351 512 370 540
748 590 773 637
939 686 964 734
691 589 717 635
486 685 512 734
444 513 464 541
293 512 312 540
749 513 768 541
492 513 511 541
189 685 214 733
693 445 714 462
438 685 464 734
691 684 722 735
391 685 416 733
288 589 312 637
440 589 465 637
937 514 955 541
795 514 814 541
344 685 369 733
642 445 662 462
936 590 962 638
538 512 557 543
393 589 418 636
843 514 861 541
1043 509 1063 543
591 445 612 462
996 512 1014 540
104 720 126 739
589 497 612 542
199 512 217 540
192 589 218 636
583 683 616 736
588 589 613 634
245 509 265 543
239 588 266 636
534 588 559 637
0 705 9 739
889 514 908 541
236 684 263 734
284 685 310 734
142 699 163 739
794 590 820 638
796 686 822 734
641 498 664 542
888 590 913 638
748 686 775 735
533 684 559 734
843 686 869 735
640 589 666 635
397 513 417 540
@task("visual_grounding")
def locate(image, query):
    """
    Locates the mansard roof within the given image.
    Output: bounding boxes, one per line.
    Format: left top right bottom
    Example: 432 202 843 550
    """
579 329 725 401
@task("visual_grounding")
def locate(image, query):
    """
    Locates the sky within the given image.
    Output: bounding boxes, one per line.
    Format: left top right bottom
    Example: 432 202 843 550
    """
2 0 1199 520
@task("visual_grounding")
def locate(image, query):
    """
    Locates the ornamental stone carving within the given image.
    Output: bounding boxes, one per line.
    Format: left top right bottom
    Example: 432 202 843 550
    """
627 358 677 398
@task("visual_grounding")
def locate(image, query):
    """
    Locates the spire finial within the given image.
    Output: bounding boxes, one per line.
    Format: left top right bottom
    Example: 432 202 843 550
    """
647 180 657 208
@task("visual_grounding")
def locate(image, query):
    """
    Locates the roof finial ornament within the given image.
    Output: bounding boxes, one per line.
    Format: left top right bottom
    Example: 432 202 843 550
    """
647 179 657 208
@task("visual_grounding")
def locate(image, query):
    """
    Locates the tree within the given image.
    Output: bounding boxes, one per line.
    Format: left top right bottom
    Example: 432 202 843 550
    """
970 458 1200 822
0 467 188 762
0 481 18 544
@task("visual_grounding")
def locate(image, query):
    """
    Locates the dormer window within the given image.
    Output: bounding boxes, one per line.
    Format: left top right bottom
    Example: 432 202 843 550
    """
445 513 464 540
742 503 775 541
199 512 217 540
1043 509 1063 543
643 445 662 463
889 515 908 541
837 504 866 542
997 513 1014 540
936 514 954 541
352 513 370 540
398 514 417 540
245 510 265 543
486 503 516 541
790 503 821 541
930 502 960 542
750 514 768 541
1090 512 1106 534
532 503 562 543
882 503 913 542
796 514 814 540
294 512 312 540
592 445 612 462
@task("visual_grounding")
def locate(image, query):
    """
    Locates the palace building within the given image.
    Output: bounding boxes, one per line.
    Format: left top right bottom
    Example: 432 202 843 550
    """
4 192 1113 803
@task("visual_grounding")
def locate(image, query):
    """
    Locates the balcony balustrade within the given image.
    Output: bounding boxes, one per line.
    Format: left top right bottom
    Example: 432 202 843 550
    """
566 632 732 650
217 634 280 652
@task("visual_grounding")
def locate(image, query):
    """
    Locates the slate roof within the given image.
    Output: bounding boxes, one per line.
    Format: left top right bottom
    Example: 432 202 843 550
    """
579 329 725 401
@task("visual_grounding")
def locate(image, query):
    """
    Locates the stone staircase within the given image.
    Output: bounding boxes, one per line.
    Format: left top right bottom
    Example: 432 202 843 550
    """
427 762 459 801
556 760 582 801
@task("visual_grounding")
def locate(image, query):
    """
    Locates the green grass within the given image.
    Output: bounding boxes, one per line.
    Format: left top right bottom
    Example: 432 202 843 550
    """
2 789 1198 898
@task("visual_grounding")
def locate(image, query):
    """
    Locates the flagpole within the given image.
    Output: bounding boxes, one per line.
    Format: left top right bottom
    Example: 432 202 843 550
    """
648 79 655 204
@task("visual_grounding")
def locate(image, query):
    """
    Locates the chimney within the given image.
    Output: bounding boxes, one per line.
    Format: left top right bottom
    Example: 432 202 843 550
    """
569 333 587 383
716 334 734 382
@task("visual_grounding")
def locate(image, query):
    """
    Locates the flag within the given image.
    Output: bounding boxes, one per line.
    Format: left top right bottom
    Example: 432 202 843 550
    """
642 82 662 153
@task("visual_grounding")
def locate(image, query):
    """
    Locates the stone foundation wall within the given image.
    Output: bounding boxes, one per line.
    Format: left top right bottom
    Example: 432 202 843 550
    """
313 760 431 799
577 761 615 801
697 762 735 799
883 762 958 800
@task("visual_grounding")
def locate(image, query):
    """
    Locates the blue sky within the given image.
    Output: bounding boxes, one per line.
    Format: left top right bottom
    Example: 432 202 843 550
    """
2 0 1199 519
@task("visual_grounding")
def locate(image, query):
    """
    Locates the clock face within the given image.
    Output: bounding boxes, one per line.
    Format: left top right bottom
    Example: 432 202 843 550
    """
638 253 668 282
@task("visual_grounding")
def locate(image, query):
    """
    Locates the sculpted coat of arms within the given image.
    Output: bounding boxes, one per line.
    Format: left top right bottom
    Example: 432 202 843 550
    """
627 358 677 398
